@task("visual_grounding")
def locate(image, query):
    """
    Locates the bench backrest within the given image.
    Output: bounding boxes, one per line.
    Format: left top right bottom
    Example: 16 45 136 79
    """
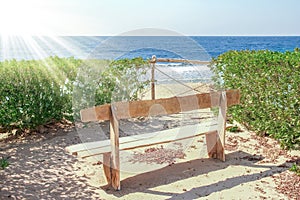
80 89 240 122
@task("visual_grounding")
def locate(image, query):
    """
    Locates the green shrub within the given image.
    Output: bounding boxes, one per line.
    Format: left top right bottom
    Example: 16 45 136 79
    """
72 57 150 121
0 57 149 131
0 57 80 130
95 57 150 105
212 49 300 149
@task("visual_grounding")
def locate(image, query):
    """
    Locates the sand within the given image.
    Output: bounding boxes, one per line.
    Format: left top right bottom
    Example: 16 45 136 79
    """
1 83 299 199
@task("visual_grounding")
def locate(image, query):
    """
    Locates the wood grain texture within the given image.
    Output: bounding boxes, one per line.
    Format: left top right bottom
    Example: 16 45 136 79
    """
205 131 219 159
68 122 218 158
109 106 120 190
80 104 111 122
205 92 227 162
217 91 227 161
103 152 112 185
80 90 240 122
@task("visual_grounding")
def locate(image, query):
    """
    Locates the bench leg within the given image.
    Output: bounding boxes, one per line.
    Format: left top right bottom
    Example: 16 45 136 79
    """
205 91 227 162
103 152 112 185
103 152 120 190
205 131 225 161
111 166 120 190
110 107 121 191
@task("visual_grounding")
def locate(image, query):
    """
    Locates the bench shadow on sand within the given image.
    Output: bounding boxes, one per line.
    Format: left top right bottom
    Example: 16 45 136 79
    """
102 150 288 199
0 126 291 199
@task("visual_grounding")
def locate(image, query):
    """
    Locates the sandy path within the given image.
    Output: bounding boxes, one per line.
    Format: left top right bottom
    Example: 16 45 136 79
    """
1 83 299 199
1 119 299 199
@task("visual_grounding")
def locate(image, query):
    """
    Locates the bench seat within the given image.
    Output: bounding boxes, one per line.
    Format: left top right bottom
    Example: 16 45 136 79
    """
66 121 218 159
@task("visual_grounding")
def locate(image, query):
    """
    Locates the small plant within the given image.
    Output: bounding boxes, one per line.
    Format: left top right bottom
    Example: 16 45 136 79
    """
227 125 241 133
0 157 9 170
290 163 300 176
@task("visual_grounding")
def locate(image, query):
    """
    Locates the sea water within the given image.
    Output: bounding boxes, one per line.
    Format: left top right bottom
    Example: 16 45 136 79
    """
0 36 299 82
1 36 299 61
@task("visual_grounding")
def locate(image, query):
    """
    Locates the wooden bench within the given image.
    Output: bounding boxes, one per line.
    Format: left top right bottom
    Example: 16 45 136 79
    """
66 90 240 190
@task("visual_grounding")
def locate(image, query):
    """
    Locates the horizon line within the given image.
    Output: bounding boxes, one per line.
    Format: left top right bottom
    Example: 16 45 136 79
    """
0 34 299 37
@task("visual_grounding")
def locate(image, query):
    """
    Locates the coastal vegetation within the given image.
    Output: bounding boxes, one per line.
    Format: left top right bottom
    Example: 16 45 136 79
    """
0 50 299 151
0 57 78 131
212 49 300 149
0 56 149 132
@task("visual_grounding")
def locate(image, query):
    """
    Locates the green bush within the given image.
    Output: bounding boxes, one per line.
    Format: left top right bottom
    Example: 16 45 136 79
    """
95 57 149 105
72 57 150 120
0 57 80 130
212 49 300 149
0 57 149 131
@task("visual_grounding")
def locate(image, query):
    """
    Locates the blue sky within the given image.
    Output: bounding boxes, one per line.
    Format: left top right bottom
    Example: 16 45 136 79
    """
0 0 299 36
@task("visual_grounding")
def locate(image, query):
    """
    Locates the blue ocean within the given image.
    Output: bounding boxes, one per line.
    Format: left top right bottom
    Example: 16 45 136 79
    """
0 36 299 61
1 36 299 82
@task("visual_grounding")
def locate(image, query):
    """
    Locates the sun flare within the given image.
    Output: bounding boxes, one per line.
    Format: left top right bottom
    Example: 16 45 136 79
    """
0 0 60 60
0 0 51 36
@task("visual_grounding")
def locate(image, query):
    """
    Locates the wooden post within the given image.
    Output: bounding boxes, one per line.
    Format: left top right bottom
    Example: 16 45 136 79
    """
205 130 219 159
103 152 112 185
109 105 121 190
205 91 227 161
217 91 227 161
151 55 156 100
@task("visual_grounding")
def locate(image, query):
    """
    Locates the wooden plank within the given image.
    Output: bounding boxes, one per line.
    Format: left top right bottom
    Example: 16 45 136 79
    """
66 126 194 155
226 89 240 106
109 105 120 190
67 131 166 155
80 90 240 122
66 134 152 154
66 133 156 155
75 122 218 159
80 104 111 122
66 140 111 154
